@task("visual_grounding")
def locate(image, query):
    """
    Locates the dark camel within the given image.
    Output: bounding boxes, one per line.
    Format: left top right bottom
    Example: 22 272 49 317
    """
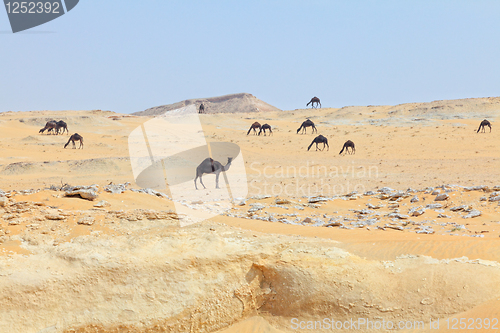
55 120 68 135
194 157 233 189
258 124 273 136
297 119 317 134
477 119 491 133
307 135 329 151
199 103 205 114
306 97 321 109
339 140 355 155
64 133 84 149
39 120 57 134
247 122 261 135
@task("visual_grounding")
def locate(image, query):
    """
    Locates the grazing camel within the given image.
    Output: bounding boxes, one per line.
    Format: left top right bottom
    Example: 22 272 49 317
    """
39 120 57 134
307 135 329 151
199 103 205 114
247 122 261 135
306 97 321 109
64 133 84 149
258 124 273 136
194 157 233 189
339 140 355 155
55 120 68 135
477 119 492 133
297 119 317 134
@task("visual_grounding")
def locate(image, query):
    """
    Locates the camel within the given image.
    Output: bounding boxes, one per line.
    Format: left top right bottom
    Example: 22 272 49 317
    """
307 135 329 151
477 119 492 133
247 122 261 135
194 157 233 189
306 96 321 109
297 119 317 134
258 124 273 136
55 120 68 135
64 133 84 149
199 103 205 114
339 140 355 155
39 120 57 134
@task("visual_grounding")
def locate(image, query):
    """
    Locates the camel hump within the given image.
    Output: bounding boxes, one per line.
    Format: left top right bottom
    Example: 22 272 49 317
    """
210 158 215 172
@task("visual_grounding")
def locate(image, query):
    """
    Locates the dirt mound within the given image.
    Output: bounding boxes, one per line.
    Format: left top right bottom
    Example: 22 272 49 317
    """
133 93 281 116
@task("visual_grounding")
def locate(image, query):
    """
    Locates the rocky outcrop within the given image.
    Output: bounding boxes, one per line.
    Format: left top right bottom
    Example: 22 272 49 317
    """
133 93 281 116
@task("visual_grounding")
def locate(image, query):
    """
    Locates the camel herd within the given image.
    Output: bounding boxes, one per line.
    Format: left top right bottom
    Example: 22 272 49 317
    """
195 115 492 189
246 122 273 136
39 120 83 149
34 106 493 190
247 117 491 156
246 118 356 155
39 120 68 135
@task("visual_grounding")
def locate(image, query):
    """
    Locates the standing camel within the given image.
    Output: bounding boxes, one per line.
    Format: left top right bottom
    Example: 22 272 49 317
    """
258 124 273 136
194 157 233 189
199 103 205 114
477 119 492 133
39 120 58 134
339 140 355 155
297 119 317 134
64 133 84 149
306 97 321 109
307 135 329 151
56 120 69 135
247 122 261 135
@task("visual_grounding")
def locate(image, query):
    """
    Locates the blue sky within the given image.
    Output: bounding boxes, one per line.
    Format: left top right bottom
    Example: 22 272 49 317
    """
1 1 499 113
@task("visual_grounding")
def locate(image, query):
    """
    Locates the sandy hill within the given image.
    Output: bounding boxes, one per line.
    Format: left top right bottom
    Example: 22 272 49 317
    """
133 93 281 116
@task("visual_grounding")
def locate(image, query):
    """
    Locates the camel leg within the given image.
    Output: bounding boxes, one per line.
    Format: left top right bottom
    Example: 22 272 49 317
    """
199 175 206 189
215 172 220 189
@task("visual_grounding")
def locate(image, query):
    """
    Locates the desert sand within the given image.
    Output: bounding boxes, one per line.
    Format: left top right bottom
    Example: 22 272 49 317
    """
0 96 499 332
